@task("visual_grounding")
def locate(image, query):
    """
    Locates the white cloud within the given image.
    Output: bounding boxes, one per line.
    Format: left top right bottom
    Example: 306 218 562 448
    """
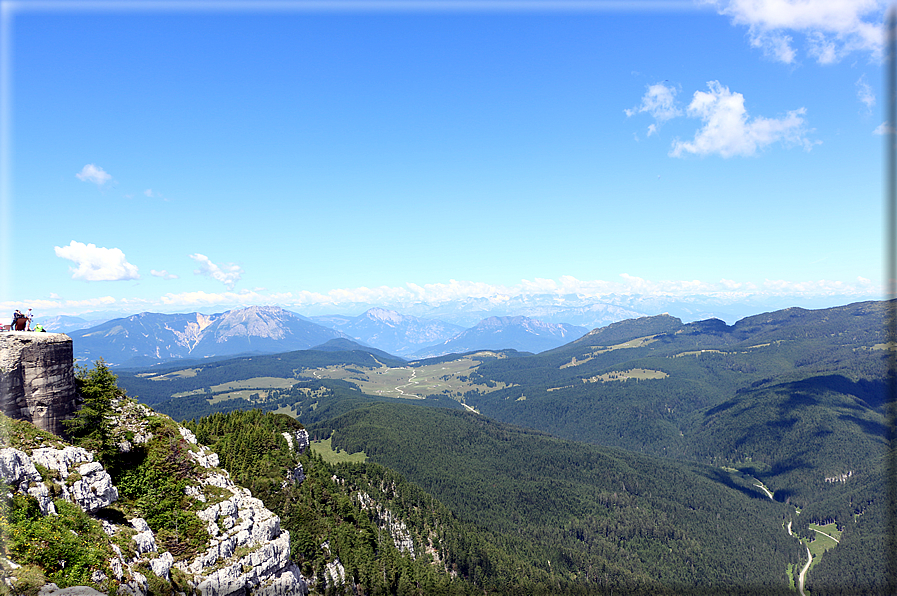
670 81 815 157
281 275 879 310
54 241 139 281
144 189 155 198
75 164 112 186
151 269 179 280
709 0 885 64
856 74 875 112
190 254 243 290
625 82 681 135
873 121 894 135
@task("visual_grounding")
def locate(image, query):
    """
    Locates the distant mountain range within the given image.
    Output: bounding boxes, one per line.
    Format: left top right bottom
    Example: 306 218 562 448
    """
38 314 108 334
410 315 588 358
61 292 877 367
310 308 464 356
70 306 347 367
68 306 595 366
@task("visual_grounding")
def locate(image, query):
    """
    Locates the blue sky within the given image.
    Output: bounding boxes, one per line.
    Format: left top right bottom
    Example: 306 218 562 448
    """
0 0 888 318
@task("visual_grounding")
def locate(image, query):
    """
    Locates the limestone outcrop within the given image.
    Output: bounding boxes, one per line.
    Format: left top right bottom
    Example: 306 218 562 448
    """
282 429 310 455
355 491 416 556
0 399 310 596
0 332 77 437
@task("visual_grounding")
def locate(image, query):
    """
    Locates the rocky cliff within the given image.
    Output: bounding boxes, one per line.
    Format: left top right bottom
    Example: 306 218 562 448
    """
0 398 310 596
0 332 77 437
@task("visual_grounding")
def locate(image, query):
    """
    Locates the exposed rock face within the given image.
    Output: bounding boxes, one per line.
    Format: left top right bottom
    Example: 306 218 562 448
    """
281 429 309 455
356 491 415 556
0 445 118 515
282 430 308 486
324 560 346 589
0 333 77 437
174 425 310 596
0 447 54 514
1 399 309 596
30 446 119 512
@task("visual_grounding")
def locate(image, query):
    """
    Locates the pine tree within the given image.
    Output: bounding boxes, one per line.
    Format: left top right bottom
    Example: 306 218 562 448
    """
64 359 122 466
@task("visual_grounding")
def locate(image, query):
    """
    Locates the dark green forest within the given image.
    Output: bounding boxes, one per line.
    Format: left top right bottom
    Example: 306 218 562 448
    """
312 403 802 595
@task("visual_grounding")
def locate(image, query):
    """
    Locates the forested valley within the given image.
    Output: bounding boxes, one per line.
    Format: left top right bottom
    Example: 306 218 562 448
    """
108 300 896 594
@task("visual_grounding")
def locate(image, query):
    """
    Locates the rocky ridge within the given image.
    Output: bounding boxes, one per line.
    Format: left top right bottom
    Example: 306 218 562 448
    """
0 397 310 596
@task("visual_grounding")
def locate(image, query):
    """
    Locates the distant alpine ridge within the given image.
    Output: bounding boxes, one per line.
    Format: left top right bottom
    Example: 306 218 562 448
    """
310 307 465 356
69 306 347 367
410 315 588 358
69 306 593 366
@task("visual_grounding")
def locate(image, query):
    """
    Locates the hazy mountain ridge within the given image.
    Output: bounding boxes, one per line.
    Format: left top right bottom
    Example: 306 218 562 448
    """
70 306 347 367
392 295 646 328
72 306 596 365
412 315 589 358
309 308 464 356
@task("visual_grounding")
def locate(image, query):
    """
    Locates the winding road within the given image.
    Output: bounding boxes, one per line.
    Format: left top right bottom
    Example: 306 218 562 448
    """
393 368 422 398
753 481 774 499
811 528 840 543
798 545 812 596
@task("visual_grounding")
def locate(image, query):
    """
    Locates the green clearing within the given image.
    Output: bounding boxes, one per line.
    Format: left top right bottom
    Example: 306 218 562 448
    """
171 388 206 398
803 523 841 572
560 336 659 368
584 368 669 383
198 377 298 404
301 356 515 402
310 436 367 464
147 368 202 381
208 377 296 392
672 349 726 358
272 404 299 417
208 390 264 405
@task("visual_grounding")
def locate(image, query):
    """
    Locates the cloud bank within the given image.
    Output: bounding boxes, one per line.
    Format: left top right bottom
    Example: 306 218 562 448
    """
709 0 885 64
6 274 880 318
54 241 139 281
155 275 879 310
